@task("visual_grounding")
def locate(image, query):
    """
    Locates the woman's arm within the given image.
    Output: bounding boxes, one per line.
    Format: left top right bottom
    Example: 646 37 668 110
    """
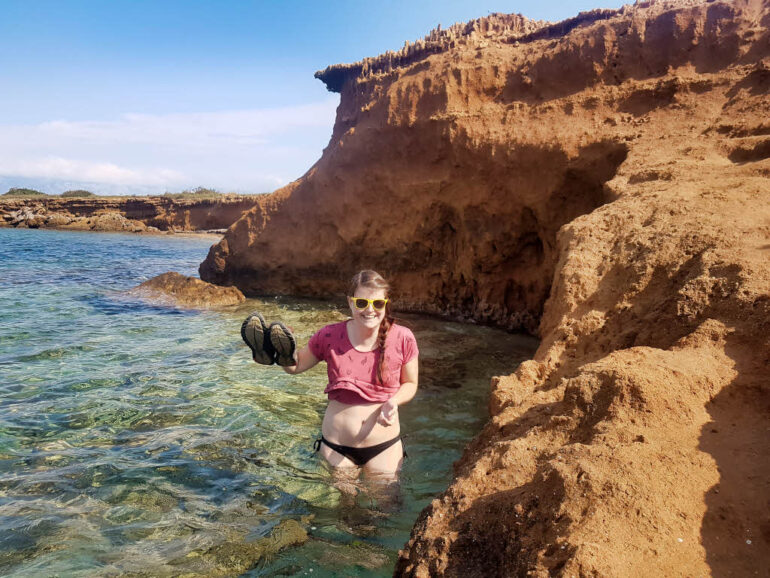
281 345 320 375
378 357 419 426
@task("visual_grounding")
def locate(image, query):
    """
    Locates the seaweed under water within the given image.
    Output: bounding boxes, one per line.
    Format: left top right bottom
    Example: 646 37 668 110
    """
0 228 538 576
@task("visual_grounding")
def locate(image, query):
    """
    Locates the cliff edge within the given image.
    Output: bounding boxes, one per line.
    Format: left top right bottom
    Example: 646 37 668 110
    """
201 0 770 575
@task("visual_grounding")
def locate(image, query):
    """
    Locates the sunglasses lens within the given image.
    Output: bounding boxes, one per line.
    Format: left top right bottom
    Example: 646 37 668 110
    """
353 298 368 309
372 300 386 310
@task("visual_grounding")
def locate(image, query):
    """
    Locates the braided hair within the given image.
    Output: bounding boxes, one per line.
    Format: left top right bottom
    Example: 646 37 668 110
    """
348 270 394 384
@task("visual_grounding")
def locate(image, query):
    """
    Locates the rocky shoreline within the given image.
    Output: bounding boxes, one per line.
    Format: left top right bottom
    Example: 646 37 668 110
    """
198 0 770 575
0 195 265 234
127 272 245 308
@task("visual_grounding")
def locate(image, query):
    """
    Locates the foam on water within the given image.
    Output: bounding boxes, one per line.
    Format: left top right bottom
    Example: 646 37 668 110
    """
0 227 538 576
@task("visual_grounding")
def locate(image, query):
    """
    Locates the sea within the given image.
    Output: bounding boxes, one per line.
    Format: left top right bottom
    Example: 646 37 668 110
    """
0 227 538 577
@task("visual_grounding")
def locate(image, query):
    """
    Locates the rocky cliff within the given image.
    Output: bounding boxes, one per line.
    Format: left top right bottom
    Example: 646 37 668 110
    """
201 0 769 575
0 196 265 232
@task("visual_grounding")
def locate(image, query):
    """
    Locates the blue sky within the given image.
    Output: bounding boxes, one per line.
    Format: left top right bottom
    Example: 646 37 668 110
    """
0 0 624 196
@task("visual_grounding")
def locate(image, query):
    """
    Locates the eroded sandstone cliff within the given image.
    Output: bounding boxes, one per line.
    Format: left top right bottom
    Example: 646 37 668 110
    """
201 0 769 575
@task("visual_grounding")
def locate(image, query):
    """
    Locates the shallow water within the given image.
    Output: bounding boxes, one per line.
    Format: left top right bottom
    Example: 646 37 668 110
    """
0 227 538 576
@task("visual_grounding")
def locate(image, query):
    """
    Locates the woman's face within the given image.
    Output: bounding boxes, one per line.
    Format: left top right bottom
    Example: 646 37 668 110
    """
349 285 387 331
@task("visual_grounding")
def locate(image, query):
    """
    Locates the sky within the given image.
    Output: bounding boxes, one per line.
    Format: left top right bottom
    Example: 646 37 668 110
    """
0 0 626 196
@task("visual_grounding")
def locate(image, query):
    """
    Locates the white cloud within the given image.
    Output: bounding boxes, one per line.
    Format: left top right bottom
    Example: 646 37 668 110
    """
0 99 338 194
0 157 185 186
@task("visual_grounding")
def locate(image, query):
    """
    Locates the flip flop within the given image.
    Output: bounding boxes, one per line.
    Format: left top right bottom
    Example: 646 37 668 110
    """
241 311 276 365
269 321 297 367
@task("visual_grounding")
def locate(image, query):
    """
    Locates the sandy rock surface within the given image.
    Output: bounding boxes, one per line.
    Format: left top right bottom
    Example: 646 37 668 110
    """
129 272 245 308
199 0 769 575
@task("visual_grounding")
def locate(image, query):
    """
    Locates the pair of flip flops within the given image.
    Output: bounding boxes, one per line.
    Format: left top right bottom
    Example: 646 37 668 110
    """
240 312 296 366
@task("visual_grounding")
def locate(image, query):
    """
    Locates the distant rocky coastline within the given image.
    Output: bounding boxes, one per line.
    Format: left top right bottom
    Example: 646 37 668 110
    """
0 195 266 234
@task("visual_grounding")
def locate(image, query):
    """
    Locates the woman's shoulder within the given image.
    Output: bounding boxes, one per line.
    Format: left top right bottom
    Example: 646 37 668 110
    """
390 322 416 341
389 322 418 361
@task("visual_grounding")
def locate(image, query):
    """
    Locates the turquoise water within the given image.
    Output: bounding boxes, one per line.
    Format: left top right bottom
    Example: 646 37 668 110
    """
0 227 538 576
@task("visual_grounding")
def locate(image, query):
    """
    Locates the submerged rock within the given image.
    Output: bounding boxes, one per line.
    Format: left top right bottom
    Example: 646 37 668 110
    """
171 519 308 576
318 540 390 570
129 272 245 308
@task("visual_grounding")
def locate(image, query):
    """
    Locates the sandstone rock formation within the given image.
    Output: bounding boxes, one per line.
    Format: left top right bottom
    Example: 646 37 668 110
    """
0 195 263 233
129 272 245 308
3 205 150 232
200 0 769 575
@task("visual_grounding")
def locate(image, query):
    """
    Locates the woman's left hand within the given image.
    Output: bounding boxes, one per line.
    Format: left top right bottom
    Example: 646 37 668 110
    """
377 399 398 426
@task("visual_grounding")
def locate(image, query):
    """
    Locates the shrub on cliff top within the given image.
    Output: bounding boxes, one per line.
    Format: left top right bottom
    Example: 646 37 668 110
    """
61 189 96 198
2 187 48 198
163 187 223 200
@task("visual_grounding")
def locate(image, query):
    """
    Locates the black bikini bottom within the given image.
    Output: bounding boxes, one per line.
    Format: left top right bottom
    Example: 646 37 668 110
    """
313 435 405 467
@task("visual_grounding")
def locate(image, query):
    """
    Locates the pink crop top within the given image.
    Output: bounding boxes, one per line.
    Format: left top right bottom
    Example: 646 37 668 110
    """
308 321 418 404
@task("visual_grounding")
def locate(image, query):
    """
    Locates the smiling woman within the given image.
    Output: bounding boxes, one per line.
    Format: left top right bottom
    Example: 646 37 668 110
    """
243 270 420 481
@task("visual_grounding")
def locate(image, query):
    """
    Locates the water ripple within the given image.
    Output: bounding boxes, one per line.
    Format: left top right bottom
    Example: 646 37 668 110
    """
0 228 539 577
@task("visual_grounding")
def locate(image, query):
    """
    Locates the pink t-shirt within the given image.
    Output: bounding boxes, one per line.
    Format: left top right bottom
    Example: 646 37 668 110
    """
308 321 418 403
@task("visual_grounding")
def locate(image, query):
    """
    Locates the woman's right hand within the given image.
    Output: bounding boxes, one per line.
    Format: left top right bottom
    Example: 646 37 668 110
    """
377 399 398 426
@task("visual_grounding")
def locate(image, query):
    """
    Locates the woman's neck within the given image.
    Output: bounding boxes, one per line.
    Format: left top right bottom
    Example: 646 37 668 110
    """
347 319 379 347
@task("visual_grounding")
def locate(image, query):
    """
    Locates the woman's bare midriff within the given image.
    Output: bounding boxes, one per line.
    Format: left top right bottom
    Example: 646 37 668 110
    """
321 399 400 446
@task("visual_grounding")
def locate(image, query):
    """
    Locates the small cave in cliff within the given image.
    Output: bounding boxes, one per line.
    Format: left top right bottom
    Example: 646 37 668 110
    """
405 138 629 334
547 140 629 227
509 140 629 331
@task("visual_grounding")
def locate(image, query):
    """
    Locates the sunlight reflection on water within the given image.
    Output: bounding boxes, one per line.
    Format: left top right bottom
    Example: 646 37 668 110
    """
0 228 538 576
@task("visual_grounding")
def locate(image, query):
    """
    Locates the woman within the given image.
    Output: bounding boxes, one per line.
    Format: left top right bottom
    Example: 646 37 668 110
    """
241 270 418 477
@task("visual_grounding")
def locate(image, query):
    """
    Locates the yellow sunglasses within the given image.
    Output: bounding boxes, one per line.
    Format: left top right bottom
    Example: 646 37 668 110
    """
349 297 389 311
